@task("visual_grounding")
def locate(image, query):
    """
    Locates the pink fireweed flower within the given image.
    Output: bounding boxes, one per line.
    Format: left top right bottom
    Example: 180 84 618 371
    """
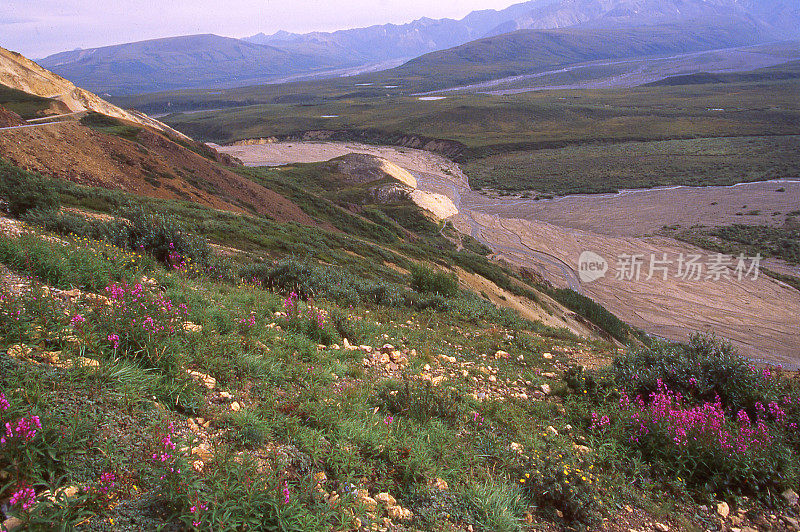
107 333 121 350
9 485 36 510
282 481 290 504
384 414 394 425
0 393 9 411
97 472 117 494
70 314 86 327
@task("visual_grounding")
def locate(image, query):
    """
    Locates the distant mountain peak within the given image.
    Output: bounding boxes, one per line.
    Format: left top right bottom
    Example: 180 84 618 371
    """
39 0 799 95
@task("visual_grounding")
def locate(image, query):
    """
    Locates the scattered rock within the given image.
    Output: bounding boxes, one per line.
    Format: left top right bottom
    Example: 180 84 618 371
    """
782 516 799 529
543 353 554 360
429 478 449 491
187 369 216 390
219 391 233 400
387 505 413 521
573 444 592 455
654 523 669 532
717 502 730 518
375 492 397 507
191 443 213 462
540 384 551 395
511 442 524 454
546 426 559 437
783 489 799 506
182 322 203 333
230 402 241 412
381 344 395 354
494 350 509 359
2 517 23 531
7 344 33 359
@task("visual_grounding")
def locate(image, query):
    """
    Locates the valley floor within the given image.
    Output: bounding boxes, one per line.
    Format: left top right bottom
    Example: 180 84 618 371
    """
217 141 800 366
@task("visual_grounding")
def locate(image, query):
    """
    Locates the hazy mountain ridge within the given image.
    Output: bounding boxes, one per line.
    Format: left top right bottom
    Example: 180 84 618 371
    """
36 0 800 95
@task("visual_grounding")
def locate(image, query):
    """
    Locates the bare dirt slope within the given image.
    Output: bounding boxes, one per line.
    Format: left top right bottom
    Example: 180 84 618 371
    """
0 105 23 127
0 121 316 225
0 46 189 141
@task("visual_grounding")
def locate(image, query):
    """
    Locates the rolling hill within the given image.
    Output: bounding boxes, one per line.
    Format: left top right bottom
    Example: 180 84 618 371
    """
0 48 314 225
0 46 189 141
38 0 799 96
36 34 348 96
388 22 766 92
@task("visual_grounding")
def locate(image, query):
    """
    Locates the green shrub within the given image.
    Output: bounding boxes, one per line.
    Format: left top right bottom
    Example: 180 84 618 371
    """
0 161 59 217
607 334 789 416
244 259 405 307
410 264 459 297
374 377 466 425
574 335 800 503
515 440 603 526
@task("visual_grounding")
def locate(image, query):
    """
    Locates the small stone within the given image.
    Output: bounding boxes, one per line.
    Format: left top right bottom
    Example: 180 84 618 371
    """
573 444 592 455
219 391 233 400
381 344 395 354
375 492 397 507
187 369 216 390
230 401 241 412
543 353 554 360
430 478 448 491
510 442 523 453
783 489 799 506
542 372 557 379
494 350 509 359
7 344 33 359
387 505 413 520
359 345 373 353
2 518 23 531
192 443 213 462
654 523 669 532
782 516 799 529
489 375 497 383
182 322 203 333
546 426 559 437
540 384 551 395
717 502 730 518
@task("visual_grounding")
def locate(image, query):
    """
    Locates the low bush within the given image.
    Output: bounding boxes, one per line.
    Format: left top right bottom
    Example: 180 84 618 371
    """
573 335 800 503
409 264 459 297
0 161 59 217
515 439 603 526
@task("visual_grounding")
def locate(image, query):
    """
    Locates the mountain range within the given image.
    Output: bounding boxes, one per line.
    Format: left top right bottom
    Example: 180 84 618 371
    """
36 0 800 95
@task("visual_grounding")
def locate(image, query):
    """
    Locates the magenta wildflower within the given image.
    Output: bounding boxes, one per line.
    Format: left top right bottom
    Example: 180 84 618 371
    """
107 333 121 350
0 393 9 411
9 485 36 510
282 481 290 504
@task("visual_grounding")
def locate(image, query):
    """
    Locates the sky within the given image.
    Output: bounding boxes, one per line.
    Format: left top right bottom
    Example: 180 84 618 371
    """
1 0 520 59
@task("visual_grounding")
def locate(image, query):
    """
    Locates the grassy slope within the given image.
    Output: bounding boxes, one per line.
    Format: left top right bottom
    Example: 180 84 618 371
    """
2 163 799 531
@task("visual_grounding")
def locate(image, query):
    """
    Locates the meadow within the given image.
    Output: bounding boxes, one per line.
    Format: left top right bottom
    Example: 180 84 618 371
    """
151 76 800 196
2 161 799 530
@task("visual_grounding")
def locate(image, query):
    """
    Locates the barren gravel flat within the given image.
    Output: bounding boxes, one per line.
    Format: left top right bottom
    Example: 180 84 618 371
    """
217 141 800 366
